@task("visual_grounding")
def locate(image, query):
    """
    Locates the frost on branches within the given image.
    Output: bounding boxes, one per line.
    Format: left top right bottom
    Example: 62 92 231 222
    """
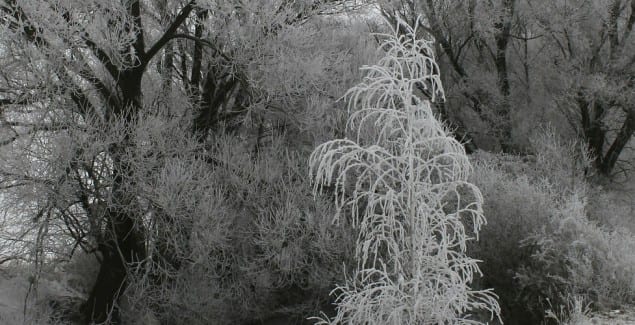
308 18 501 324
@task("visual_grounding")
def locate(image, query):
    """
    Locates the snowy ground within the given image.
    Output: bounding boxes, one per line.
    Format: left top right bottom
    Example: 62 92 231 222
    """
582 309 635 325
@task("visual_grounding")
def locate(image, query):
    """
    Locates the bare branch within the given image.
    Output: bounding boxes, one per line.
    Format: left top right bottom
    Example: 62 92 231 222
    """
169 33 232 62
143 1 196 65
620 0 635 50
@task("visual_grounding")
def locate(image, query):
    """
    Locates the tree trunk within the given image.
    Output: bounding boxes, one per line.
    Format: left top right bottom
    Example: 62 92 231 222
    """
192 68 239 140
577 91 634 176
83 66 147 324
493 0 515 152
82 145 147 323
600 110 635 175
82 210 146 323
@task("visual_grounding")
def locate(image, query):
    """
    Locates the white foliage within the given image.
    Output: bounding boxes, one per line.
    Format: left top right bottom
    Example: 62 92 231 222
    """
308 17 501 324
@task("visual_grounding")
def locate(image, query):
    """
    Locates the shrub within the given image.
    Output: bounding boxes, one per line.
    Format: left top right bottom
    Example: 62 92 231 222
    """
309 17 501 324
469 151 554 324
470 130 635 324
121 134 353 325
517 192 635 313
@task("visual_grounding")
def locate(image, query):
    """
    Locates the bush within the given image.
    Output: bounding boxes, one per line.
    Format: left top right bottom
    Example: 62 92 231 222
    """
469 152 554 324
121 134 353 325
469 130 635 324
517 192 635 313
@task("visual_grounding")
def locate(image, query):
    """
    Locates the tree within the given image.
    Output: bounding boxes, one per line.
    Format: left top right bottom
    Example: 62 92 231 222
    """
527 0 635 175
379 0 521 153
309 17 500 324
0 0 204 321
0 0 364 323
378 0 635 175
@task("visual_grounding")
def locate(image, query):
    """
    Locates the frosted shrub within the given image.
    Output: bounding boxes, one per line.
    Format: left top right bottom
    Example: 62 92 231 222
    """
517 192 635 313
309 18 501 324
120 131 353 325
470 131 635 324
468 153 555 323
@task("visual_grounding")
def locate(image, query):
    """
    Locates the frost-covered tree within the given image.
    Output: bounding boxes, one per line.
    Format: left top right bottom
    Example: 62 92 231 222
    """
0 0 369 323
528 0 635 176
378 0 635 176
378 0 520 153
309 18 501 324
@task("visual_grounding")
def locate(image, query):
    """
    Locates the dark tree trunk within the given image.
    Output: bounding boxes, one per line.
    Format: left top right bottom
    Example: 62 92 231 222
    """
493 0 515 152
587 107 606 168
83 65 147 324
0 1 199 323
150 206 189 286
81 209 146 323
189 10 207 96
577 94 601 166
82 142 147 323
192 68 239 140
576 91 634 176
81 240 126 323
600 111 635 175
162 42 174 97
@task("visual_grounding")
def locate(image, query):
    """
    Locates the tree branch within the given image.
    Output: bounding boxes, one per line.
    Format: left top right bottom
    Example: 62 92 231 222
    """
143 1 196 65
620 0 635 50
2 0 46 46
600 109 635 174
423 0 469 78
169 33 232 62
129 0 146 58
55 4 121 79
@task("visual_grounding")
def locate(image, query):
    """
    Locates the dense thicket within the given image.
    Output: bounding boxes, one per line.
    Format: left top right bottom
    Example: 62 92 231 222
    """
0 1 633 325
0 1 373 323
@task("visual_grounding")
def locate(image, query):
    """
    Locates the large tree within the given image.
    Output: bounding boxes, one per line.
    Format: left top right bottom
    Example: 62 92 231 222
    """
0 1 213 321
0 0 363 323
